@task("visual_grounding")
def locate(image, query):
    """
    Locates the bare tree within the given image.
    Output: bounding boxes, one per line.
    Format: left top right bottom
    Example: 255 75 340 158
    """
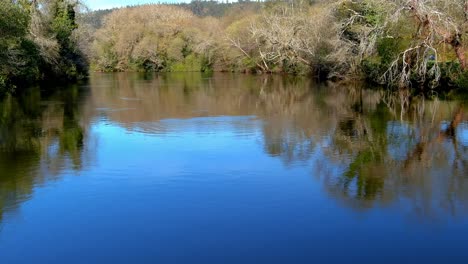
383 0 468 88
226 2 335 74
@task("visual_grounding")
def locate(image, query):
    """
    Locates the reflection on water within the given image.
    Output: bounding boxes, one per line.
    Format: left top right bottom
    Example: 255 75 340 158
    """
321 92 468 215
0 72 468 262
86 73 468 216
0 86 92 223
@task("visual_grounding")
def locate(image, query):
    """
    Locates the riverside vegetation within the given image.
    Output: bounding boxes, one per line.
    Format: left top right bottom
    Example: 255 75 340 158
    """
0 0 88 94
2 0 468 95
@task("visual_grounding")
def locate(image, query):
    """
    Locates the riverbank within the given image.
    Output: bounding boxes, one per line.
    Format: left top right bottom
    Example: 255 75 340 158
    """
87 1 468 94
3 0 468 96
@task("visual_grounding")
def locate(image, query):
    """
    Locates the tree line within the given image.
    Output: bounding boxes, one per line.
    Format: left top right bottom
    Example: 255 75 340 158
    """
2 0 468 94
89 0 468 93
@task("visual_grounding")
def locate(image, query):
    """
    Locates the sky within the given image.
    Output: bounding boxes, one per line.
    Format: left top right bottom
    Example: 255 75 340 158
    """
84 0 224 10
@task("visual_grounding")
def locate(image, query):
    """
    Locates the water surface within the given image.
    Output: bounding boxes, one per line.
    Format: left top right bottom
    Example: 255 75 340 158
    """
1 73 468 263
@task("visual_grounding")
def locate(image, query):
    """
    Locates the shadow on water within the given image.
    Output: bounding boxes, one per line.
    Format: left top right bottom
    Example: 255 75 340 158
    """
0 84 91 223
1 72 467 224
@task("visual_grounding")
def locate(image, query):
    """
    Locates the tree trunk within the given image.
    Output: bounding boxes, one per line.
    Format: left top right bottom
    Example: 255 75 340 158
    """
453 40 466 70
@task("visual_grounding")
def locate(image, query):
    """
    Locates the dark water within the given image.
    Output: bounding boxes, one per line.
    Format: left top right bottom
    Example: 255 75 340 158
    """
1 73 468 263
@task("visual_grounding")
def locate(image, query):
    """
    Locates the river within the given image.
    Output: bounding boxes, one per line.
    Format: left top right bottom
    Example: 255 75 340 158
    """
0 73 468 263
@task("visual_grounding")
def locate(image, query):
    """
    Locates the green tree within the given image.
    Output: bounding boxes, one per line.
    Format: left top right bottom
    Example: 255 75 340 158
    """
0 0 41 94
1 0 88 95
48 0 88 80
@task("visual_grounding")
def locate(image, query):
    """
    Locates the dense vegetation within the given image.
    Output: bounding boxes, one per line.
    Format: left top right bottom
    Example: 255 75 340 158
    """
0 0 88 95
2 0 468 94
89 0 468 93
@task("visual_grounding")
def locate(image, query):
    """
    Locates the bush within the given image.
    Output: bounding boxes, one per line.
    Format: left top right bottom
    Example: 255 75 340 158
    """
170 54 203 72
453 69 468 92
0 75 8 96
376 37 404 66
361 59 386 84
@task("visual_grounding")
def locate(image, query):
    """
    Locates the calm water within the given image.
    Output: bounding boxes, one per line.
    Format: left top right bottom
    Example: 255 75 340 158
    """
1 73 468 263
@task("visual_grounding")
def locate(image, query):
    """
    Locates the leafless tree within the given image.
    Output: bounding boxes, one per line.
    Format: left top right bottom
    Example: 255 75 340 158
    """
383 0 468 88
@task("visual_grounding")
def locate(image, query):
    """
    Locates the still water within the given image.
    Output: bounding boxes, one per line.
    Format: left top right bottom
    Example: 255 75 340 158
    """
0 73 468 263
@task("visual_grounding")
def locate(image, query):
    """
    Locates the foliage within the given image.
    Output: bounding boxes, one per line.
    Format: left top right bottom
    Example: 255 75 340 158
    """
86 0 468 91
331 0 468 91
0 0 34 93
3 0 468 92
92 5 217 72
452 68 468 96
0 0 88 95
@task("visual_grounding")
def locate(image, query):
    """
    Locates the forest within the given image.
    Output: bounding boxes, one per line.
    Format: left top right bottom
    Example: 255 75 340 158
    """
2 0 468 95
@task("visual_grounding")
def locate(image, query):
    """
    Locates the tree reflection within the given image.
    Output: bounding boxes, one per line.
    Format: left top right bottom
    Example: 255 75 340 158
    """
88 72 468 217
0 86 89 223
2 72 466 222
87 73 468 218
317 87 468 216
